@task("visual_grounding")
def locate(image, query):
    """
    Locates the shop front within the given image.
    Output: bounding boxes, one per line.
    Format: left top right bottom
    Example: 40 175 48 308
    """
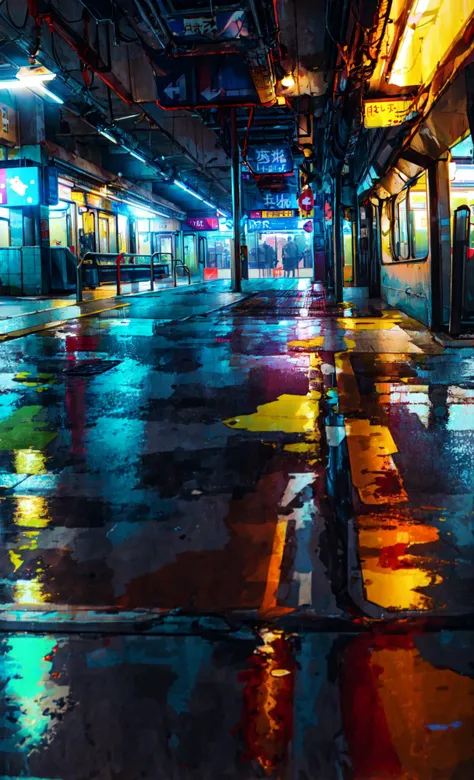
184 217 233 280
246 213 314 278
135 214 180 262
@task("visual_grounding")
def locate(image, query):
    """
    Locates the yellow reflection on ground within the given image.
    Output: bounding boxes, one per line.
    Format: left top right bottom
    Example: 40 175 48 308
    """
358 514 442 611
224 393 320 435
373 643 474 778
345 420 408 505
335 352 361 413
13 495 50 528
241 629 295 776
14 449 47 475
9 494 52 605
14 577 46 605
288 336 325 349
260 518 289 617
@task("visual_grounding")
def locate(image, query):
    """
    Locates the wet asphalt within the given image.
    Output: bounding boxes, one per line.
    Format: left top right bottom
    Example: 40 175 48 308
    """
0 280 473 779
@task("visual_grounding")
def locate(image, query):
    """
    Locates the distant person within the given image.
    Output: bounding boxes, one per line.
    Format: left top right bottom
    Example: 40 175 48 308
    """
263 240 276 273
282 236 299 277
257 240 276 276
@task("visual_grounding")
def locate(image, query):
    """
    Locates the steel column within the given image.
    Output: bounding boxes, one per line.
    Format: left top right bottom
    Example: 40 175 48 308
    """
230 108 242 293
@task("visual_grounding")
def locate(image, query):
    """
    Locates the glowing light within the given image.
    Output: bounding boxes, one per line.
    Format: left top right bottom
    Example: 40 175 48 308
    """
14 578 46 605
281 74 295 89
173 179 228 217
100 129 118 144
13 495 50 528
14 449 47 475
34 85 64 104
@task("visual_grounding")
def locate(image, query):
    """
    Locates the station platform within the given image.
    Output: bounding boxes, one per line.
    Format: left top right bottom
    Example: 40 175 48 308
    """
1 279 473 779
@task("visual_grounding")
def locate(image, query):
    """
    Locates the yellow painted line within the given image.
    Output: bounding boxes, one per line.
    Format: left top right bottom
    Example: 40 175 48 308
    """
335 351 361 414
0 303 129 342
259 516 289 616
345 418 408 505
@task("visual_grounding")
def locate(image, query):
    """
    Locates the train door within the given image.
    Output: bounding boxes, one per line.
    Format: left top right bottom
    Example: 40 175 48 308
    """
368 201 381 297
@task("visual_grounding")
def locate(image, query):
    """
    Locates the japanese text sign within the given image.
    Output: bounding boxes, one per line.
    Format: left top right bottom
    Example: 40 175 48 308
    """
363 99 414 128
247 146 293 175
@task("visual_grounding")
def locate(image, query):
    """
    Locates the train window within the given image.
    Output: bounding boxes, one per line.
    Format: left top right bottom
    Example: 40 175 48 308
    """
409 172 428 258
395 194 409 259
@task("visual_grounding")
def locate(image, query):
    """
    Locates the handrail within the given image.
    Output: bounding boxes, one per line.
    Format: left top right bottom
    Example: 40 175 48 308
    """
76 250 190 300
174 257 192 286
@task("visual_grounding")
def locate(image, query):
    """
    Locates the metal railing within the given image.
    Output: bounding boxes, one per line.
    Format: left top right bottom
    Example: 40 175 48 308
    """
76 251 191 303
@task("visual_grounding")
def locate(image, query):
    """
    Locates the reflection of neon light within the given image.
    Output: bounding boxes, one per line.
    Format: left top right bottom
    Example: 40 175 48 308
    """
2 637 65 750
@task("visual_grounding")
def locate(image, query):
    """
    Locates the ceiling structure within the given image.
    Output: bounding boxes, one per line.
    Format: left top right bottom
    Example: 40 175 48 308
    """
0 0 472 214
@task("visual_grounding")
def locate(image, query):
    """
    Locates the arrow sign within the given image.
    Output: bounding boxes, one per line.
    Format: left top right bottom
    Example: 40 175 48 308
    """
298 187 314 213
164 74 186 101
201 86 221 101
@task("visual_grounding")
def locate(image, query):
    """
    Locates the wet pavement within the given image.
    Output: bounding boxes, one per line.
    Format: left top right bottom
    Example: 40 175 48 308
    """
0 280 473 778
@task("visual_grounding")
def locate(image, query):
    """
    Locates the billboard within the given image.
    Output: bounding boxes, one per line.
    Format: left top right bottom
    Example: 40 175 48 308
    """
0 167 40 207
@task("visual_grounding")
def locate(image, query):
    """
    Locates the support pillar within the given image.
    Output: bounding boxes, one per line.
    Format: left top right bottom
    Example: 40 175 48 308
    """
333 175 343 303
230 107 242 293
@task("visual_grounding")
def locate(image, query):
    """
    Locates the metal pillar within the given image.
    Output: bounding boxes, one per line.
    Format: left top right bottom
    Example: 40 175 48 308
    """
230 107 242 293
333 175 343 303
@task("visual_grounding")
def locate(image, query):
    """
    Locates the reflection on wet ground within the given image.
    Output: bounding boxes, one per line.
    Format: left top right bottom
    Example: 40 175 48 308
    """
0 280 473 778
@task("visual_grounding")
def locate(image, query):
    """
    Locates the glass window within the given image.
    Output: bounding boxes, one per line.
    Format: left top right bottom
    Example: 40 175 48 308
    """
0 207 10 247
395 194 409 259
117 215 129 253
409 172 428 258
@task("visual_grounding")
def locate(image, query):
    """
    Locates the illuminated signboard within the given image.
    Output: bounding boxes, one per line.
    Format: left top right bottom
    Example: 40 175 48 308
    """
0 167 40 207
248 210 297 219
186 217 219 230
363 99 414 128
252 192 299 211
247 146 293 175
247 217 310 232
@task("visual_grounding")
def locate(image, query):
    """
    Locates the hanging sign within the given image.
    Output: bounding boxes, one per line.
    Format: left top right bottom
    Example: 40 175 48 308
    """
247 146 293 175
186 217 219 230
247 217 310 232
298 187 314 214
0 167 40 206
169 10 249 41
363 98 414 128
248 209 297 219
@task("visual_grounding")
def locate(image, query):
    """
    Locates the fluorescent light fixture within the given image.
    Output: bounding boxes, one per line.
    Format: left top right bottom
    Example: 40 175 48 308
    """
130 206 155 218
173 179 227 216
34 85 64 104
452 165 474 184
126 148 148 165
100 129 118 144
17 72 56 84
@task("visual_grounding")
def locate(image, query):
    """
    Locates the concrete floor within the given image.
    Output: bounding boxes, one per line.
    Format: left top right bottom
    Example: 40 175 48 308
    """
0 280 473 779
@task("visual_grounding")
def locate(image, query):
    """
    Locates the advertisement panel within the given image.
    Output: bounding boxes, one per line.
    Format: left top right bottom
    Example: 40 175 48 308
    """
0 167 40 206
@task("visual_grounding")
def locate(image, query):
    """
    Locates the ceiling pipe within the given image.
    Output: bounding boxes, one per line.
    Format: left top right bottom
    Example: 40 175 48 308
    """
0 6 230 198
133 0 166 48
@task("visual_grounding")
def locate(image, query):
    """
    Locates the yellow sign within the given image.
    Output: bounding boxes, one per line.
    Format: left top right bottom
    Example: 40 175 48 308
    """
71 189 86 206
261 210 294 218
363 99 413 128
